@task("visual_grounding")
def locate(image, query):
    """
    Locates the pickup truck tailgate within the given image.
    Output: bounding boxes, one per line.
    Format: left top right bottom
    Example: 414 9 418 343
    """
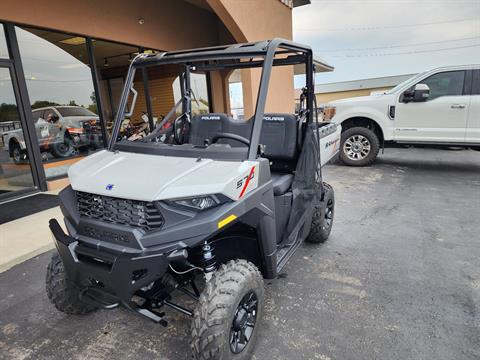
318 122 341 167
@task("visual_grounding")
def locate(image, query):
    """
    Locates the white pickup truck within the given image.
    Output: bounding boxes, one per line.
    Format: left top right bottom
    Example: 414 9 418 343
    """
322 65 480 166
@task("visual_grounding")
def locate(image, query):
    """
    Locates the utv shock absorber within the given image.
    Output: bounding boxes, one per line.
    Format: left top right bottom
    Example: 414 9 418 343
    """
202 241 216 281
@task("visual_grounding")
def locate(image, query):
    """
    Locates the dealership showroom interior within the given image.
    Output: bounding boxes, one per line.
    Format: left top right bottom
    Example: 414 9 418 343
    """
0 0 479 359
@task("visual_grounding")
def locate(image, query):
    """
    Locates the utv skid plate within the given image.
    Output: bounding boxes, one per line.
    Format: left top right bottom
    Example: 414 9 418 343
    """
50 219 199 326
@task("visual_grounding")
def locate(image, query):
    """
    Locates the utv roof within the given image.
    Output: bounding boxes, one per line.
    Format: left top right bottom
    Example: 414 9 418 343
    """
134 38 317 69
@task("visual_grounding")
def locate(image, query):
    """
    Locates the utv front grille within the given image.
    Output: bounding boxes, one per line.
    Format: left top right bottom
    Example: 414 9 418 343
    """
76 191 164 231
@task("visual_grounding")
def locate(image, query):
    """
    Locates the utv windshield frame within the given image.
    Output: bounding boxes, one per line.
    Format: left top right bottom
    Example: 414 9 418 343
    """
109 38 315 161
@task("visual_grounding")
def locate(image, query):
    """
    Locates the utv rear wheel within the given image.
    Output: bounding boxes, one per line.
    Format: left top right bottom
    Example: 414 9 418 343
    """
306 182 334 244
46 252 97 315
340 126 379 166
191 260 264 360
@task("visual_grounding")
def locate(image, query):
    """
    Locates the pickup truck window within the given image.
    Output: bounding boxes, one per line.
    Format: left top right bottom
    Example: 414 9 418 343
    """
32 110 44 123
418 71 465 100
472 69 480 95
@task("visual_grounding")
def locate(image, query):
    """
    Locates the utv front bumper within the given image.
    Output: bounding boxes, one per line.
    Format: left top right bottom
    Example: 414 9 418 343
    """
49 219 170 308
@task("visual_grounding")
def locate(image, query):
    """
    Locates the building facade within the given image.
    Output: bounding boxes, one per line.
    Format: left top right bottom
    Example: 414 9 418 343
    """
0 0 314 200
305 74 416 105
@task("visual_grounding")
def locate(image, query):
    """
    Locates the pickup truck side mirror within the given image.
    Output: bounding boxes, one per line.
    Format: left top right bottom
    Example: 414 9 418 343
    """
402 83 430 103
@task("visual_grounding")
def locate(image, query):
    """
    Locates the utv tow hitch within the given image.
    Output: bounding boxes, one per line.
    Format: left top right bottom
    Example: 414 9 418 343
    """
79 276 199 327
79 287 120 310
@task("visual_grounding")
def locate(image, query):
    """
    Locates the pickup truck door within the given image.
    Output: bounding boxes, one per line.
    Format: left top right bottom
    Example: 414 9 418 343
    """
394 70 469 143
466 69 480 144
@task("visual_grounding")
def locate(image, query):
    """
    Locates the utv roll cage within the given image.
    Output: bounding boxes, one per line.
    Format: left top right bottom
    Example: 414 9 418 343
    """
108 38 317 161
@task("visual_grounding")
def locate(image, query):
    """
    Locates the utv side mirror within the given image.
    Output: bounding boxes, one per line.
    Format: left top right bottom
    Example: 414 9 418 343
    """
403 84 430 103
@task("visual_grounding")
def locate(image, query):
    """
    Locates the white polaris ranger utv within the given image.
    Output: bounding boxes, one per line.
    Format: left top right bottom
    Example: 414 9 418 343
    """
46 39 340 359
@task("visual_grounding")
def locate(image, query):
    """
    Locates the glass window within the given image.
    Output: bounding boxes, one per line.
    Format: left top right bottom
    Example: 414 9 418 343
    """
472 70 480 95
0 67 35 193
92 40 141 133
16 26 103 179
420 71 465 100
173 72 210 116
0 24 9 58
228 69 244 120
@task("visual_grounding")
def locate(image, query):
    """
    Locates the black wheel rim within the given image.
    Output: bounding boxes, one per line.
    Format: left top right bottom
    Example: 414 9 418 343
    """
230 291 258 354
57 142 71 154
13 148 21 162
324 199 334 229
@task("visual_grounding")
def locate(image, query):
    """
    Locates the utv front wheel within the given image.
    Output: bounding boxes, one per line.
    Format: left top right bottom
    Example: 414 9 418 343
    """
46 252 97 315
191 260 264 360
306 182 334 244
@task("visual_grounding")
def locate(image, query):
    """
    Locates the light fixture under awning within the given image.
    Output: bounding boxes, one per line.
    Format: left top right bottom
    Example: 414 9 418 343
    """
59 37 86 46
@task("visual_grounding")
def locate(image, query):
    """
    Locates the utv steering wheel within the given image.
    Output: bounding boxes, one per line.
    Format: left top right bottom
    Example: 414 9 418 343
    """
211 133 250 146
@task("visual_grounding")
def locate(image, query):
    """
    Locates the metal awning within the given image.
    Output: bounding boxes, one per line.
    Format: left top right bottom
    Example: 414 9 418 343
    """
294 56 334 75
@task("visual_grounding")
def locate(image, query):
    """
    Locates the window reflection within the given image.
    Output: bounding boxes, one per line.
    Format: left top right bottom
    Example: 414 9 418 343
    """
92 40 140 133
16 26 102 179
0 24 9 58
0 68 35 193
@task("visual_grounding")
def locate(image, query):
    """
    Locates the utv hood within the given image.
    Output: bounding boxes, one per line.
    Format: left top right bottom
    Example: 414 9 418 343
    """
68 150 258 202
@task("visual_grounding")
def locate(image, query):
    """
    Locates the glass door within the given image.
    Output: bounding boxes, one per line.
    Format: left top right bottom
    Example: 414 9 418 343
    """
0 66 35 196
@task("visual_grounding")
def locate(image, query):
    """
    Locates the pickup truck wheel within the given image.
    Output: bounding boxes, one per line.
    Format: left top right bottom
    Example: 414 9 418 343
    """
46 252 97 315
191 260 264 360
11 142 26 164
340 127 379 166
306 182 334 244
51 137 74 158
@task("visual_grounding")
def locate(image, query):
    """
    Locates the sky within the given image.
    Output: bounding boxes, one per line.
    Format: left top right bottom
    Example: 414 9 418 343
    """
293 0 480 85
1 3 479 111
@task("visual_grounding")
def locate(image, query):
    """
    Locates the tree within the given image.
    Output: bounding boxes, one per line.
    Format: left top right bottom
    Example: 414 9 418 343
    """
31 100 60 109
0 103 20 122
88 91 98 114
68 100 78 106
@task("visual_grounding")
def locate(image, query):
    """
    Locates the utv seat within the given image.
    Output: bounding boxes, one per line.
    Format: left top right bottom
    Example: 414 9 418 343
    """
271 173 294 196
189 113 226 146
189 113 252 147
260 113 298 195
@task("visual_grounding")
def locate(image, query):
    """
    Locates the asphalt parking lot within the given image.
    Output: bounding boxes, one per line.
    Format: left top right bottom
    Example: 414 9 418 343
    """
0 147 479 360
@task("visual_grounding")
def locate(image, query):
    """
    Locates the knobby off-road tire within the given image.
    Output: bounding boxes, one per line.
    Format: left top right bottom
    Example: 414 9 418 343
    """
46 252 97 315
339 126 380 166
306 182 335 244
191 260 264 360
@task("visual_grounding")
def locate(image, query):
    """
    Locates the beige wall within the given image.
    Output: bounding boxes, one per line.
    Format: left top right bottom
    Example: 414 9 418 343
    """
207 0 295 116
315 87 393 104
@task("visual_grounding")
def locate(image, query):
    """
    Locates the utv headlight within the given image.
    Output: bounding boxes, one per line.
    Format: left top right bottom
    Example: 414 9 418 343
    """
171 195 223 211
